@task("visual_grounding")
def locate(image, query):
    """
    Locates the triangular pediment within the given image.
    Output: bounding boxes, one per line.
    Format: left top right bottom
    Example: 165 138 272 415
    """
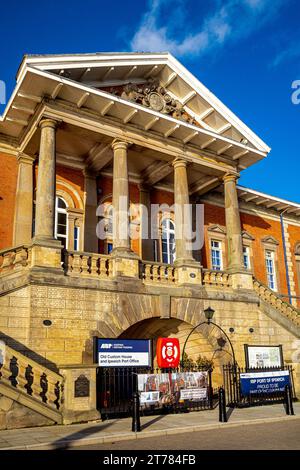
0 52 270 171
261 235 279 245
242 230 255 241
207 224 226 234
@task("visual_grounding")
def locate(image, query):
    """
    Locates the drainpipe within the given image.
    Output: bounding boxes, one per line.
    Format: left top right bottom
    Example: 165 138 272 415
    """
280 209 292 305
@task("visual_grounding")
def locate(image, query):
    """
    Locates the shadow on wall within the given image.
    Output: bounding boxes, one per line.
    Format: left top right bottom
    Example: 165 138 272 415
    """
0 331 59 373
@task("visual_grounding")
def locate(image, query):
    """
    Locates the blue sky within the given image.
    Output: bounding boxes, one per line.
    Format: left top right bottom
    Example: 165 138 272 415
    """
0 0 299 202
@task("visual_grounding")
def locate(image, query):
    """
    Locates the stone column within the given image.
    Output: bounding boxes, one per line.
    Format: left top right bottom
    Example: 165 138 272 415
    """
172 158 201 286
111 140 131 254
111 140 139 279
139 184 153 261
173 158 194 263
13 153 34 245
31 118 62 270
34 118 58 243
223 173 244 271
83 170 98 253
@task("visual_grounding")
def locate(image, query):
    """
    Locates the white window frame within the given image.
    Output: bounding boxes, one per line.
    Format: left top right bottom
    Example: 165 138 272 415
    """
161 218 176 264
243 246 251 270
265 250 277 291
211 240 223 271
55 196 68 249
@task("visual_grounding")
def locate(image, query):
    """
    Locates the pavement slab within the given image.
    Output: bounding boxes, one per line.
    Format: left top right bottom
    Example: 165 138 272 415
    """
0 402 299 450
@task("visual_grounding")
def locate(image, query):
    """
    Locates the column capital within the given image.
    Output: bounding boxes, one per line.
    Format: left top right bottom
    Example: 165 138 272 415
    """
17 152 35 165
39 118 60 130
111 139 129 151
138 183 151 193
172 157 188 170
223 172 240 184
83 167 97 179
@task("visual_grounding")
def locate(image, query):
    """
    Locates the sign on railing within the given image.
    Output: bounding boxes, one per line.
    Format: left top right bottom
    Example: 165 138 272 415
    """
240 370 290 396
137 371 208 408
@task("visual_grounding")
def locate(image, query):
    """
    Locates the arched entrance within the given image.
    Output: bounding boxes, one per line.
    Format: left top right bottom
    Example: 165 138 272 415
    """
97 317 231 418
121 317 229 386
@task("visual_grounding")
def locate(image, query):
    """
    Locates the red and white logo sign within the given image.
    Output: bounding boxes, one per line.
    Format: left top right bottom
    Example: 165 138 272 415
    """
157 338 180 368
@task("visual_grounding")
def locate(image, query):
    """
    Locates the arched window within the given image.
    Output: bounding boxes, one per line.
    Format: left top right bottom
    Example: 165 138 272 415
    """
161 218 176 264
55 196 68 249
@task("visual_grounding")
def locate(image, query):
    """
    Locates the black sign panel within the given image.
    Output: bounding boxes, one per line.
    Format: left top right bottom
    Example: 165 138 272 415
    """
74 374 90 398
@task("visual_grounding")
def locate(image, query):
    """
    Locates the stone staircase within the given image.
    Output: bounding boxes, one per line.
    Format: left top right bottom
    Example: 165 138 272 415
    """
253 278 300 336
0 341 63 429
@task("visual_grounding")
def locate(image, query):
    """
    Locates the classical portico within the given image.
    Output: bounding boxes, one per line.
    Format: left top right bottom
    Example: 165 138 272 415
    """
4 52 268 281
2 52 300 429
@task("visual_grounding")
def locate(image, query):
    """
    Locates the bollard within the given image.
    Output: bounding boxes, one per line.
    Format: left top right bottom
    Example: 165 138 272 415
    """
285 384 295 416
132 391 141 432
219 387 227 423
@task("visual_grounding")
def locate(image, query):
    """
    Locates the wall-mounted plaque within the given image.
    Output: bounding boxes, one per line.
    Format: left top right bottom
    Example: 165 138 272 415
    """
74 374 90 398
244 344 283 369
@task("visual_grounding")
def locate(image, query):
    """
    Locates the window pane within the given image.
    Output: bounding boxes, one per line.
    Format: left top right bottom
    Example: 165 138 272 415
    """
58 213 67 225
57 198 66 209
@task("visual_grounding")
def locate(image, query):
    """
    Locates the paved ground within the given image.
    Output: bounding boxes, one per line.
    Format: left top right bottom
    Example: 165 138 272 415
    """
0 402 298 450
77 420 300 450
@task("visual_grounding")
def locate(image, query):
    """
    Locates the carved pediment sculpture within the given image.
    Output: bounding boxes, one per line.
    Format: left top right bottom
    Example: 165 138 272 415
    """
120 79 197 125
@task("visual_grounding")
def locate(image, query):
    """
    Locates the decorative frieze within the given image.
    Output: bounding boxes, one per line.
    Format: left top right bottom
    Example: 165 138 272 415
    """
119 79 197 124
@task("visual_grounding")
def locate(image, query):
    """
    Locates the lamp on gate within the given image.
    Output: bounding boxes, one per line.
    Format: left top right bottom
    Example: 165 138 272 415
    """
204 306 215 324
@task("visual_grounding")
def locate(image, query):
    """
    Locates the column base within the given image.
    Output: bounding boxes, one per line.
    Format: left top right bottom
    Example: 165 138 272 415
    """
111 247 140 278
31 237 63 270
230 270 254 290
174 259 202 286
59 365 99 425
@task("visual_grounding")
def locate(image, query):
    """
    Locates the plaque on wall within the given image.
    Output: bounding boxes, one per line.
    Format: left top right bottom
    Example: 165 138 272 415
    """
74 374 90 398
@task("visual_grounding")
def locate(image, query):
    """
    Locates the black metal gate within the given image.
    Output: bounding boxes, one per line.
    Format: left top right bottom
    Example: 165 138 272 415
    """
97 366 217 419
223 364 296 407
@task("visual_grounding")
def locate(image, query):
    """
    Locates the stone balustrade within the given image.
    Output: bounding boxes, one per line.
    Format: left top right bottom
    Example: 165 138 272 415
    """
64 250 113 278
202 269 232 288
0 342 63 411
141 261 178 284
0 245 31 276
253 279 300 326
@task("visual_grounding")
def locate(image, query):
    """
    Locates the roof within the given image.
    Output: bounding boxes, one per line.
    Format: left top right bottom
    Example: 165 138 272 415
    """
0 52 270 171
237 185 300 217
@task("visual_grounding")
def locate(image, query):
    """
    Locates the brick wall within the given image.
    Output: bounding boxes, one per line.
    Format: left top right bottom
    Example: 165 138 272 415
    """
0 152 18 249
287 224 300 305
240 212 288 295
56 165 84 208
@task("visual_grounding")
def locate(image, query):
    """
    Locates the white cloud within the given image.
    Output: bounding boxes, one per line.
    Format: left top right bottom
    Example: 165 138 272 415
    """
273 43 300 67
129 0 286 58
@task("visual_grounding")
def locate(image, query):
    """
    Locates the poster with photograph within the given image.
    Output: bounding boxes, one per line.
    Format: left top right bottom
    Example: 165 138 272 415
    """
138 372 208 407
245 345 283 369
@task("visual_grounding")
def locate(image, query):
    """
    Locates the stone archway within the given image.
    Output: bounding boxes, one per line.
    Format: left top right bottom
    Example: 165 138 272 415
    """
119 317 227 387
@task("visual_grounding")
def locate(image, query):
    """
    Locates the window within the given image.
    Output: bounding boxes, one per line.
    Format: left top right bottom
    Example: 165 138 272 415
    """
74 226 80 251
55 197 68 249
266 250 277 291
243 246 251 270
211 240 223 270
161 218 176 264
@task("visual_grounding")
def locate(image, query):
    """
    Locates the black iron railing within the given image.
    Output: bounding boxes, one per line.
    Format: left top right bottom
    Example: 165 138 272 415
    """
223 364 296 408
97 366 217 419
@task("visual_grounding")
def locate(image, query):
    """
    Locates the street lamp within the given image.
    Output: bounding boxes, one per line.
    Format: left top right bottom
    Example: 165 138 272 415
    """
204 307 215 324
181 307 237 367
